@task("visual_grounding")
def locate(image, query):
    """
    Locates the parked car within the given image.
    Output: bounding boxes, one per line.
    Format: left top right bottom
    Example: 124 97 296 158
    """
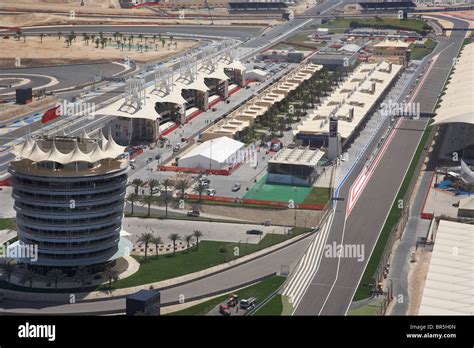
207 188 216 196
219 305 231 316
187 210 200 217
232 183 241 192
246 229 263 235
239 297 256 310
155 154 161 160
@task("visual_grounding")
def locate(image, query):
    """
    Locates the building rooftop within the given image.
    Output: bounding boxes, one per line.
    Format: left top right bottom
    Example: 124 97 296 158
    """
180 136 244 163
269 147 325 166
373 39 410 48
419 220 474 315
10 130 125 165
203 63 322 140
433 43 474 126
295 61 402 140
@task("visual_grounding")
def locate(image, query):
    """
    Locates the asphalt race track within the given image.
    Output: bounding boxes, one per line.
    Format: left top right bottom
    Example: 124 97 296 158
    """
294 14 469 315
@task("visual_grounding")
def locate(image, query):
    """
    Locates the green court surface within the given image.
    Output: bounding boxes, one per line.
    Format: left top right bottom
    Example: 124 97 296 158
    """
243 175 312 203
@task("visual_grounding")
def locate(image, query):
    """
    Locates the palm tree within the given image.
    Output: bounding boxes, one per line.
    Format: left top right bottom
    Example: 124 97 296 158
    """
161 39 166 48
127 193 139 214
132 178 144 195
175 179 190 198
95 38 100 48
47 268 64 289
1 262 15 283
104 265 119 289
40 33 44 43
140 195 155 217
150 236 163 257
278 117 286 136
169 35 174 43
147 179 160 196
168 233 180 256
138 33 143 42
22 270 34 288
193 230 203 250
58 31 62 40
193 181 207 201
161 179 172 217
137 232 154 262
184 235 194 253
73 266 89 289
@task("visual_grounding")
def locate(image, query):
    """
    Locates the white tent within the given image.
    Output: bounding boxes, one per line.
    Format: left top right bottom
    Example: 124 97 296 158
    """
178 136 244 170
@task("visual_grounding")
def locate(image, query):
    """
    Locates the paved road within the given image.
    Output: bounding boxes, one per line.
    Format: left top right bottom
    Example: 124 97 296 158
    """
292 14 469 315
0 62 126 96
0 231 312 314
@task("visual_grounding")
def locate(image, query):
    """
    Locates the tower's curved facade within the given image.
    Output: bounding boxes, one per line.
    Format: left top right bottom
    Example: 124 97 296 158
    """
8 134 130 275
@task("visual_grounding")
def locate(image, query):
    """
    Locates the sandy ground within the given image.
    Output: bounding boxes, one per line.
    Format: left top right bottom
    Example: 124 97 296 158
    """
290 0 318 15
0 34 199 67
0 96 58 122
0 12 274 28
0 0 144 16
0 0 277 27
407 247 432 315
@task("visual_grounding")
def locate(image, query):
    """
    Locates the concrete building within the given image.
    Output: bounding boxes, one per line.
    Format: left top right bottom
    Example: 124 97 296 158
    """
457 196 474 218
370 39 411 66
203 63 323 141
295 61 402 147
309 51 358 68
433 42 474 164
246 69 268 81
419 220 474 315
267 147 325 186
257 49 307 63
97 45 247 145
8 132 132 275
178 136 245 170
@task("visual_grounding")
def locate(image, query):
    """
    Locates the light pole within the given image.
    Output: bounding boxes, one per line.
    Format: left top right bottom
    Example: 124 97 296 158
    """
209 139 213 171
293 187 297 227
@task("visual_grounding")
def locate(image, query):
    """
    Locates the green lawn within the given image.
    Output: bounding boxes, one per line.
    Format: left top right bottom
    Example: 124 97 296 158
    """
0 225 309 293
243 175 313 203
254 294 283 316
0 218 15 230
410 39 437 60
103 227 308 290
353 126 433 301
169 275 285 316
303 187 331 205
320 18 431 34
284 32 325 49
348 299 384 315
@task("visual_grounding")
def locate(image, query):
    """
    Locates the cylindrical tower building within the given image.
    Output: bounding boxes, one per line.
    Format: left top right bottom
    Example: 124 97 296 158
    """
8 133 131 275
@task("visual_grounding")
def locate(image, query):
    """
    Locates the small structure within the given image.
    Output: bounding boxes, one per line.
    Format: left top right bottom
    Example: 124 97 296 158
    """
178 136 245 170
126 290 161 316
458 196 474 218
370 39 411 66
267 147 325 186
